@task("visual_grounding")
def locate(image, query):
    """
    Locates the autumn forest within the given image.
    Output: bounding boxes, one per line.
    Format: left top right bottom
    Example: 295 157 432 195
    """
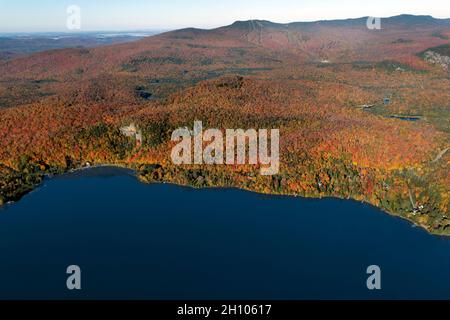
0 15 449 234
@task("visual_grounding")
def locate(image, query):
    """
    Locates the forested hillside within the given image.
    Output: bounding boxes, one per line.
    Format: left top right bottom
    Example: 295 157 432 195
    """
0 15 448 234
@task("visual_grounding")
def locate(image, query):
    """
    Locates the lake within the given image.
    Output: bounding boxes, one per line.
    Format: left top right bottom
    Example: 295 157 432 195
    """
389 115 422 121
0 166 449 300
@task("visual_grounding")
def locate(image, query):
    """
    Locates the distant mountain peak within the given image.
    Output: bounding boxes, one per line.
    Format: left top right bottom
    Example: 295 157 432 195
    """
225 14 449 31
386 14 440 23
391 14 434 20
229 20 286 29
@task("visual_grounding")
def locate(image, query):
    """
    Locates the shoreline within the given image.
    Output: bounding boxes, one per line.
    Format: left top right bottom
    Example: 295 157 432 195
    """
3 162 445 238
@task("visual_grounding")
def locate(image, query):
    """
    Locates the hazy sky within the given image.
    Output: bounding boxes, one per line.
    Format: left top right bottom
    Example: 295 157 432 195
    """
0 0 449 32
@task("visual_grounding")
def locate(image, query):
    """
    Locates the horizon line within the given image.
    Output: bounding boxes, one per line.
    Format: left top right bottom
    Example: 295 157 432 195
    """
1 13 448 35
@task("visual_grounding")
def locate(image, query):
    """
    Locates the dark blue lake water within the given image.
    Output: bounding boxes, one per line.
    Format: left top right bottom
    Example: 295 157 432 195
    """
388 115 421 121
0 166 449 300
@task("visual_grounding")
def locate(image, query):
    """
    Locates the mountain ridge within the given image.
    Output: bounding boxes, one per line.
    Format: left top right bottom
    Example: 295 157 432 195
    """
150 14 450 39
218 14 450 31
